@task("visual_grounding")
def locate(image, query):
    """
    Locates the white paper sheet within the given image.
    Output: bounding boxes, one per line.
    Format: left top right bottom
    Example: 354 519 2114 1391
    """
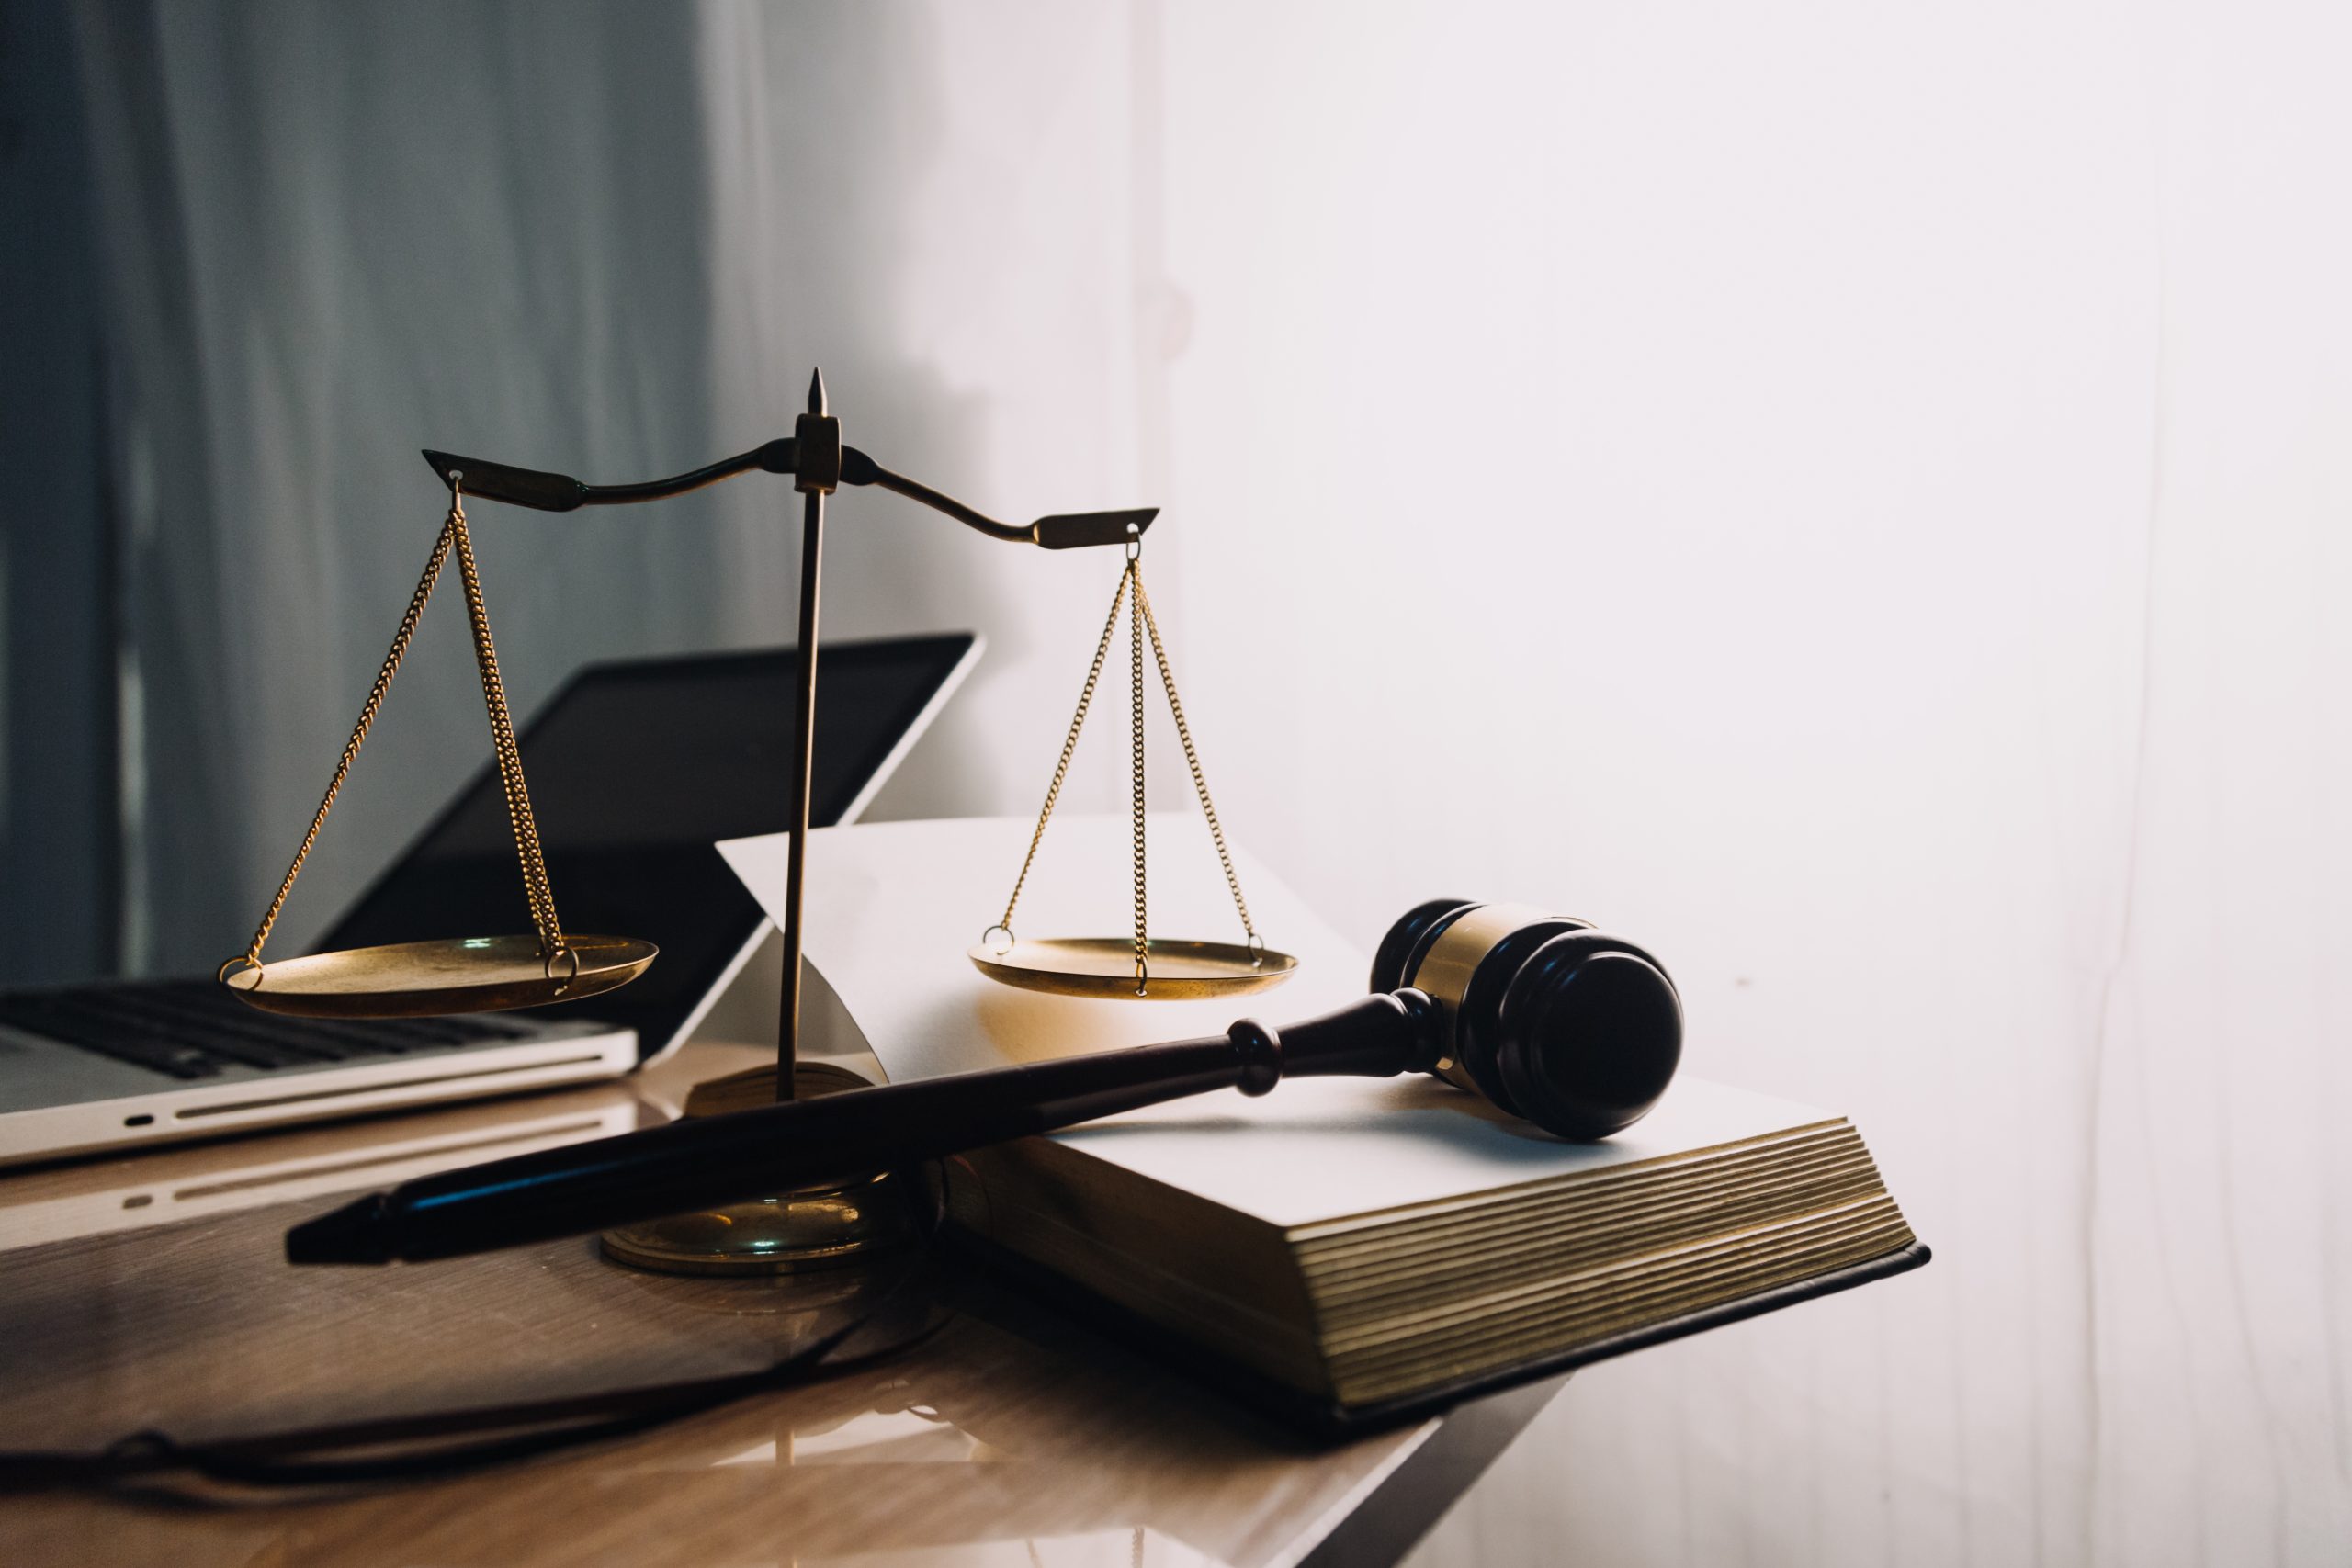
1046 1073 1846 1230
720 814 1369 1085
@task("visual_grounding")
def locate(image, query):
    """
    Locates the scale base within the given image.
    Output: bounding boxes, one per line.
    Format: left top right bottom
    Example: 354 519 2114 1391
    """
598 1174 920 1276
598 1062 923 1277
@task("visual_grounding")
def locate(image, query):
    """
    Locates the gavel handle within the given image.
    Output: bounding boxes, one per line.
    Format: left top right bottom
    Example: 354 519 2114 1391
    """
287 990 1443 1264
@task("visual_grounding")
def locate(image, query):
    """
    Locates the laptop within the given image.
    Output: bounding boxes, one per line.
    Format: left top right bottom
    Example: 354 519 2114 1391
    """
0 633 979 1168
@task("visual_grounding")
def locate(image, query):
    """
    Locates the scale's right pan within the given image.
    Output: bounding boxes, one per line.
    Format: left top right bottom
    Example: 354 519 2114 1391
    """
969 937 1296 1001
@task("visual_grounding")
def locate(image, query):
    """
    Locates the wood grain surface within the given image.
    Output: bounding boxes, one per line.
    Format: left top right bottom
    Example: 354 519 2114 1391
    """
0 1045 1552 1568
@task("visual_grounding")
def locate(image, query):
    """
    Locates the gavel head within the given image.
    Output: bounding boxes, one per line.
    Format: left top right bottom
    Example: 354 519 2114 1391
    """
1371 900 1682 1139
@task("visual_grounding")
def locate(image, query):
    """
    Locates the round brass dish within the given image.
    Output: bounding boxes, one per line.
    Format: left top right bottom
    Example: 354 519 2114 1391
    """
220 934 657 1019
598 1174 922 1276
601 1062 922 1277
967 937 1297 1000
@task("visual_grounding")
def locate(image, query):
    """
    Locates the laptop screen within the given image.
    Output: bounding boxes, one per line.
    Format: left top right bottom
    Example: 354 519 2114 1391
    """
320 635 975 1055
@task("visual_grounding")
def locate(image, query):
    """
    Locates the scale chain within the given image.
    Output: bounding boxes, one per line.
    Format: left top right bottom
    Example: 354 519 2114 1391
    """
988 551 1261 991
226 509 458 976
447 491 568 963
223 485 568 983
1133 571 1258 951
992 565 1131 941
1129 558 1148 992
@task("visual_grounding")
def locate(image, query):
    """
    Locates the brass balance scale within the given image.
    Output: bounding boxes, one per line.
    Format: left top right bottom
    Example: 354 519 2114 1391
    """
221 372 1293 1271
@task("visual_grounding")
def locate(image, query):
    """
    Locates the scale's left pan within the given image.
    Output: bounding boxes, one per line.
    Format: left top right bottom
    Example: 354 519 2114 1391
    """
221 934 658 1020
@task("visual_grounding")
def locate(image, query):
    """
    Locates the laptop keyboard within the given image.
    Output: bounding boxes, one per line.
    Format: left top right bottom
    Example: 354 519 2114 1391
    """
0 979 538 1081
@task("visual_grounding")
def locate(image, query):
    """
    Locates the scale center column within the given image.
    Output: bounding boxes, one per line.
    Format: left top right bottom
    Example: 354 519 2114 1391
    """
779 370 842 1103
598 370 923 1275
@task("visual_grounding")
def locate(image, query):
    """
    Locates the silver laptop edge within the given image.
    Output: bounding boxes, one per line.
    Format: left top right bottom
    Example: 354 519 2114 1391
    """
0 1089 644 1253
0 1025 639 1168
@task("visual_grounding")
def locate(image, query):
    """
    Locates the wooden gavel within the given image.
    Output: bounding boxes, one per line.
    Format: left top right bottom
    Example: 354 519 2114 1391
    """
288 900 1682 1263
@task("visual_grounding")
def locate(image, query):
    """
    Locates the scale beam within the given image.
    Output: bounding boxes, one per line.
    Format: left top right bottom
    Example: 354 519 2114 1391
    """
229 369 1272 1277
419 446 1154 550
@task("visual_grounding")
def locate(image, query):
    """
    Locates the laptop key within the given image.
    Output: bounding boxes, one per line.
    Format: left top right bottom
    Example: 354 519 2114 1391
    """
0 1001 222 1080
80 1035 225 1080
2 976 553 1084
74 994 354 1067
180 1035 315 1071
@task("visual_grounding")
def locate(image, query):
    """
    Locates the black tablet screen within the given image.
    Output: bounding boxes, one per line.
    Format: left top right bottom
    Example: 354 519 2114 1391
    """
320 636 973 1054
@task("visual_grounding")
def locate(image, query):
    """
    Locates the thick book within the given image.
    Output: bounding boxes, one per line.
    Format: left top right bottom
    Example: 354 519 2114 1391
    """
721 816 1927 1431
943 1074 1921 1430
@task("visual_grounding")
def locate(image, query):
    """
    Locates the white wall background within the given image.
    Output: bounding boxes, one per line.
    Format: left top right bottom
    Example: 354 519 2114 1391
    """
1142 3 2350 1564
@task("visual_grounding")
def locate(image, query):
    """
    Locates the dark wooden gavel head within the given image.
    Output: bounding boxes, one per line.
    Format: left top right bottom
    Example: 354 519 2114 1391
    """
1371 899 1682 1139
